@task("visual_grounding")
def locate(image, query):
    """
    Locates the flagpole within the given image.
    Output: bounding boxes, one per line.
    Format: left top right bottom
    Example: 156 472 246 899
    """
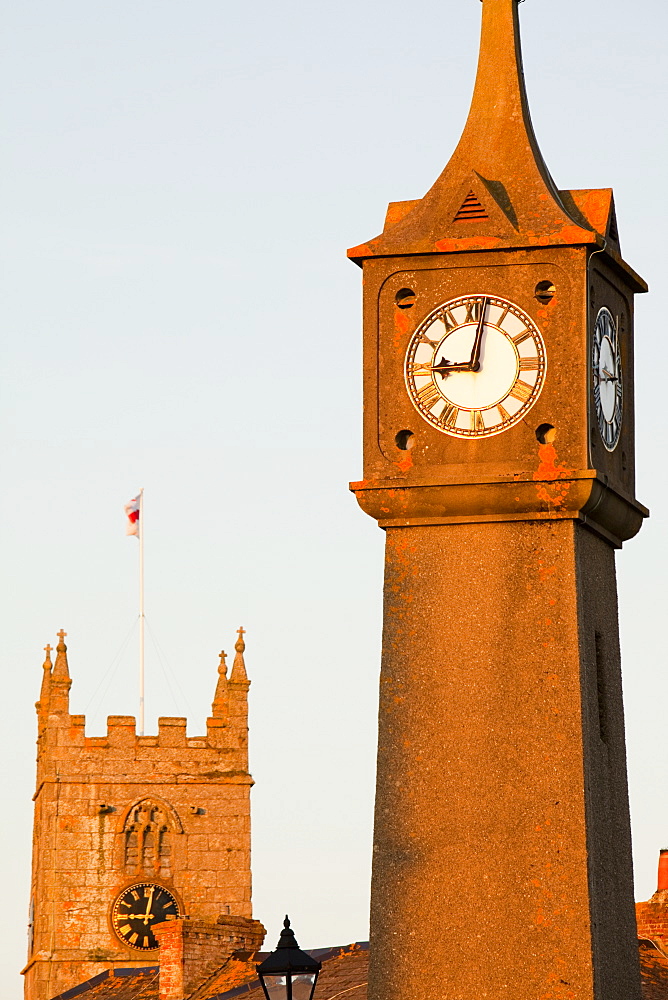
138 487 145 736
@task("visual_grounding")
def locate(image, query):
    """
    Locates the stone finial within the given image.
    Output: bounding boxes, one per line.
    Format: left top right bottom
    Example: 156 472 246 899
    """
53 630 69 676
36 643 53 717
230 627 248 683
50 628 72 714
211 650 229 718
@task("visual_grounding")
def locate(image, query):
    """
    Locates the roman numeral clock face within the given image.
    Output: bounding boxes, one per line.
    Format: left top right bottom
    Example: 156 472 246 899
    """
404 295 546 437
592 306 622 451
111 882 180 950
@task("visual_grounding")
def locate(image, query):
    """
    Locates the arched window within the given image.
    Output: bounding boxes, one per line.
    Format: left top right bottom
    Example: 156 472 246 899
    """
121 798 181 875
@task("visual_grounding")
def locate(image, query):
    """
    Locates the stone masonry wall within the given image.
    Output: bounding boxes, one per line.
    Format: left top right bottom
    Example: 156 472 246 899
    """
24 630 254 1000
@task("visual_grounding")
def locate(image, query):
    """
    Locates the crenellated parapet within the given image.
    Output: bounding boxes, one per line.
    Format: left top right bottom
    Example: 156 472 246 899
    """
39 712 249 757
34 632 251 776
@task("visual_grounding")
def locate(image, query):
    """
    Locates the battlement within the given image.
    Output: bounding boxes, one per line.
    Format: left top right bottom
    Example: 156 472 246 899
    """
60 715 240 747
35 631 251 784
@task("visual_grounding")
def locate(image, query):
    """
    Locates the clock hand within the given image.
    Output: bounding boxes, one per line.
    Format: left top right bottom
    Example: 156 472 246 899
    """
432 298 488 376
431 358 472 377
468 297 488 372
601 367 618 382
142 887 155 923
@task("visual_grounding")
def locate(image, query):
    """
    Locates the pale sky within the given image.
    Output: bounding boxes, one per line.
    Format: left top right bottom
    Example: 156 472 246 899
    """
1 2 667 997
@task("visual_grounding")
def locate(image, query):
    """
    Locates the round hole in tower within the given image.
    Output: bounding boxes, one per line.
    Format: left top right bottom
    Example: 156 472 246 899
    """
535 281 556 305
395 288 416 309
535 423 556 445
395 430 415 450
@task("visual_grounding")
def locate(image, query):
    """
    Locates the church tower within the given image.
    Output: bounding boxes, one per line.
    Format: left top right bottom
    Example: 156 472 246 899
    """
23 629 264 1000
349 2 647 1000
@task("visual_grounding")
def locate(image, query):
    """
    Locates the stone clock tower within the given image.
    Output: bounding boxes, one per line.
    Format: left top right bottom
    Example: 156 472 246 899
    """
23 629 264 1000
349 3 648 1000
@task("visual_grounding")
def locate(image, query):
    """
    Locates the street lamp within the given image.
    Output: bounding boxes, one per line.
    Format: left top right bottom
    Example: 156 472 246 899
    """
257 916 321 1000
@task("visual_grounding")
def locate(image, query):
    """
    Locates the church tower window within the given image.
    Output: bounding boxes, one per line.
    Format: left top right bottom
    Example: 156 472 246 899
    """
122 798 179 876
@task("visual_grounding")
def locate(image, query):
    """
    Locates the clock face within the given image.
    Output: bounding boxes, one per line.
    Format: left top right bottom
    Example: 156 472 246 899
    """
592 306 622 451
404 294 546 438
111 882 180 950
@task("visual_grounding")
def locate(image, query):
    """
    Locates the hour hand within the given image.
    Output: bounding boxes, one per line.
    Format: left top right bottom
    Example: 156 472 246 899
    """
431 357 471 377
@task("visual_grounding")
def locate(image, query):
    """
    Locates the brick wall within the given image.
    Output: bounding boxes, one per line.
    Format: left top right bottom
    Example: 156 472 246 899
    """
637 892 668 952
154 915 265 1000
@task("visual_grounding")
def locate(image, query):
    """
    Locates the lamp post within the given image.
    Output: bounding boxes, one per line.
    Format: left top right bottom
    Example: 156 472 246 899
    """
257 917 321 1000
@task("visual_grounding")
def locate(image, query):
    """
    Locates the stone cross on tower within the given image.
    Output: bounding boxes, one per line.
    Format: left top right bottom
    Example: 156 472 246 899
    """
349 2 647 1000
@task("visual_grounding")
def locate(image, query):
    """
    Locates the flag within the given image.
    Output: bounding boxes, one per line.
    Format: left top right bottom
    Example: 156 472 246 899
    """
125 495 140 537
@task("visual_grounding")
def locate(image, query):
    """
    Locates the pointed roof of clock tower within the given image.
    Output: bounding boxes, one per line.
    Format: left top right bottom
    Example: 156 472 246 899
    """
348 0 642 270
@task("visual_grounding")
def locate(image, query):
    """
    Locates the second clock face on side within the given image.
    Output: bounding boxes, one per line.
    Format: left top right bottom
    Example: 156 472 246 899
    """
111 882 180 950
404 294 547 438
592 306 622 452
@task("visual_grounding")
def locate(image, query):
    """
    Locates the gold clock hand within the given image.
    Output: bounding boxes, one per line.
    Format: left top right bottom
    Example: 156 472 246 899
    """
143 887 155 922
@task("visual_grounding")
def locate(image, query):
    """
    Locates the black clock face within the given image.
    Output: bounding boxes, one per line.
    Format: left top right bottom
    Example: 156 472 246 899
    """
111 882 180 950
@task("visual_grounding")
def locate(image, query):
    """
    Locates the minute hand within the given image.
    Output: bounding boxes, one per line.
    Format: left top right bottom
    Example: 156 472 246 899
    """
139 887 155 924
469 297 488 371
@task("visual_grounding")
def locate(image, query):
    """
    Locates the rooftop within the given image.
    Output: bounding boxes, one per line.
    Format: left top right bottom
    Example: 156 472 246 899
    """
47 940 668 1000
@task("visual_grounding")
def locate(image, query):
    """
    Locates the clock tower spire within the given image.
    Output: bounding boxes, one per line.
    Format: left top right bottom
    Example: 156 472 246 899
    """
349 0 641 264
437 0 568 227
349 2 648 1000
